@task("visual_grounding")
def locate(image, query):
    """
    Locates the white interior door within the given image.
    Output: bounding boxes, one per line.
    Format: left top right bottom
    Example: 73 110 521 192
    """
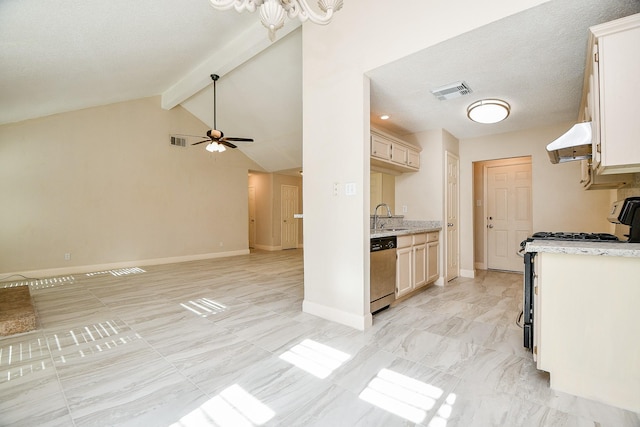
248 186 256 249
486 161 532 272
445 151 460 282
281 185 298 250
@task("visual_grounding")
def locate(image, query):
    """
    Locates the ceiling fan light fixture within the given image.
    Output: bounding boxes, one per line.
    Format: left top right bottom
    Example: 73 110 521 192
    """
209 0 343 41
192 74 254 152
206 142 226 152
467 99 510 124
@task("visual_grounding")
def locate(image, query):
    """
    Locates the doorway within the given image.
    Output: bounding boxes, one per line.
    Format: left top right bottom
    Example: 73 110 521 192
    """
474 157 532 272
445 151 460 281
281 184 298 249
248 186 256 249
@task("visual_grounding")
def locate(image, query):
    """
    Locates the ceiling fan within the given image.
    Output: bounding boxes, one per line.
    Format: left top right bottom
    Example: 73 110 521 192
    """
192 74 254 152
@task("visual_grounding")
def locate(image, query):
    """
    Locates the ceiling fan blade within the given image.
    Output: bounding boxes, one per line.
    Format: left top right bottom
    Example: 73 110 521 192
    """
223 137 254 142
219 140 238 149
192 139 208 145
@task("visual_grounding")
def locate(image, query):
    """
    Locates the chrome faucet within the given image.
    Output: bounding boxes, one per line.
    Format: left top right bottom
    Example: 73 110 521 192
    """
373 203 392 230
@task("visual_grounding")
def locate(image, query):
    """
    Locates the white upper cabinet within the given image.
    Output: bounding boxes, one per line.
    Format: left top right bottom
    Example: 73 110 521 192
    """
582 14 640 175
370 129 421 173
371 133 392 161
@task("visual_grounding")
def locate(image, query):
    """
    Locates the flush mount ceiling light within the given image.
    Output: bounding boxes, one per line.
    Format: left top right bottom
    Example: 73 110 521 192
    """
380 114 390 120
467 99 511 124
209 0 343 41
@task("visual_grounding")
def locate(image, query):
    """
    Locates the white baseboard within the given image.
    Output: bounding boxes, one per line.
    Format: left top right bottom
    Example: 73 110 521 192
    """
460 269 476 278
302 299 372 331
253 244 282 251
252 244 303 251
2 249 250 279
434 277 445 286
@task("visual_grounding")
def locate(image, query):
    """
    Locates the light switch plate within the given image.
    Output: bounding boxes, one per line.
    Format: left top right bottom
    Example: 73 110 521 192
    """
345 182 356 196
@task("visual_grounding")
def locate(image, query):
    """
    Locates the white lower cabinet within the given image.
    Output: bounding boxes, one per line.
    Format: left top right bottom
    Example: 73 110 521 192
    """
413 233 427 289
426 233 439 284
396 242 413 297
396 232 438 298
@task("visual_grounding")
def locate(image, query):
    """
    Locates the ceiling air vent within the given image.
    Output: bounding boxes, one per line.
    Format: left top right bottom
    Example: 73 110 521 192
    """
430 81 473 101
170 135 187 147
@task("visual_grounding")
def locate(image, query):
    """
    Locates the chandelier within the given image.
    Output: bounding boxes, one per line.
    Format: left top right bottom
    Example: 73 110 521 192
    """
209 0 344 41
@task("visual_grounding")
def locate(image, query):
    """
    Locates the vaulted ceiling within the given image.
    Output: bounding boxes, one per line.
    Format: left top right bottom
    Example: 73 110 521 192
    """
1 0 638 172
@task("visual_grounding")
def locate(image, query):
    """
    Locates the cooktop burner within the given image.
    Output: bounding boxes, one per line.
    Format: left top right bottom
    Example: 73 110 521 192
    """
520 232 621 251
531 232 620 241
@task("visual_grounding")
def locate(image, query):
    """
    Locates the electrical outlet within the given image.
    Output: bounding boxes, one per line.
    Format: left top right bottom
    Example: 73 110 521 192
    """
64 253 71 261
402 205 408 213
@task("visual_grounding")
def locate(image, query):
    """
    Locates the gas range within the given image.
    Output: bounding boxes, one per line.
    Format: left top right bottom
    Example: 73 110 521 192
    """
519 231 620 252
530 231 619 241
521 197 640 354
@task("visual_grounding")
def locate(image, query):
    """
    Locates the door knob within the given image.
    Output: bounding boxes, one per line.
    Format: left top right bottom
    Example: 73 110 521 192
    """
488 224 494 228
447 223 453 227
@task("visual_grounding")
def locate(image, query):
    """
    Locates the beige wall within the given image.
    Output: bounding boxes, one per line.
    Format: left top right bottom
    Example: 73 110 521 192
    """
460 122 615 274
249 171 303 250
397 130 446 221
302 0 549 329
0 96 262 275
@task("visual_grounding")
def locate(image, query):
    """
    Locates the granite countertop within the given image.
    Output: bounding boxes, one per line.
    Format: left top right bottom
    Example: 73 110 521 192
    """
525 240 640 258
371 221 442 238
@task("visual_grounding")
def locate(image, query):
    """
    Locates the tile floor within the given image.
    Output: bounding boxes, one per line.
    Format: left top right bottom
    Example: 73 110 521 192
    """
1 249 638 427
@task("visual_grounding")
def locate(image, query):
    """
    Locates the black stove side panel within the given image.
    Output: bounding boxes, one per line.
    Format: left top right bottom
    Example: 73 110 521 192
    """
523 252 535 351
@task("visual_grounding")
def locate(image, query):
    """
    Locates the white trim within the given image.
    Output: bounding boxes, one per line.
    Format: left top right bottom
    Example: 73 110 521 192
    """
460 269 476 278
434 277 445 286
302 299 372 331
161 20 301 110
253 244 282 251
3 250 250 278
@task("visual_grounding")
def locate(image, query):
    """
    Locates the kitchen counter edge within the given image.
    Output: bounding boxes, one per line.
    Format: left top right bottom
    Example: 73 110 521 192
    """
371 227 442 239
525 240 640 258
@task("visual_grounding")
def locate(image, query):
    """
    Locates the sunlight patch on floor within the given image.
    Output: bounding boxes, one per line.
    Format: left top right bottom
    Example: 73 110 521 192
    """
279 339 351 379
170 384 275 427
359 368 444 423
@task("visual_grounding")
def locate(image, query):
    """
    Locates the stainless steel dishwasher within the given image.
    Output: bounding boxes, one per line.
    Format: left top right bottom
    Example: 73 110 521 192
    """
370 235 396 314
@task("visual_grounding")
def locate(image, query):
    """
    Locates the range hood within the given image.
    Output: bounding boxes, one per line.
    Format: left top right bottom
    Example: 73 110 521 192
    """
546 122 593 164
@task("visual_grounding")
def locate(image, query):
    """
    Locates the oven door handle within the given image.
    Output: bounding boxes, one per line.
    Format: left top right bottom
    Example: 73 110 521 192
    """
516 247 525 258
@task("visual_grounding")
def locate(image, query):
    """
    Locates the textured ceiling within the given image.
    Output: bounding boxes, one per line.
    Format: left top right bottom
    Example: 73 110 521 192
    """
368 0 640 139
1 0 639 172
0 0 257 124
